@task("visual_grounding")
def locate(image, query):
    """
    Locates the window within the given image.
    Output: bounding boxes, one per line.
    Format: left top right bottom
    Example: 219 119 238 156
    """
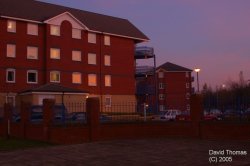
72 28 81 39
159 83 165 89
159 94 165 100
7 20 16 33
158 72 164 78
187 104 190 111
50 25 60 36
27 46 38 59
88 53 96 65
6 69 15 83
72 72 82 84
105 96 112 107
104 35 110 46
104 55 111 66
72 50 82 61
7 44 16 58
88 74 97 86
186 93 190 100
105 75 111 87
186 72 189 78
27 23 38 35
50 48 60 59
50 71 60 83
88 33 96 44
186 83 190 88
27 70 38 84
159 105 166 111
6 96 15 107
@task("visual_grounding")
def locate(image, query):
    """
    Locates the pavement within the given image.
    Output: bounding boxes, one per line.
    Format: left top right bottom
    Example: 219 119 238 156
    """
0 138 250 166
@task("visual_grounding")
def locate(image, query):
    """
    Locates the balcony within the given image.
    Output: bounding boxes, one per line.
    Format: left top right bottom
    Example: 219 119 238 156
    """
136 85 155 95
191 76 195 82
135 46 154 59
136 66 154 77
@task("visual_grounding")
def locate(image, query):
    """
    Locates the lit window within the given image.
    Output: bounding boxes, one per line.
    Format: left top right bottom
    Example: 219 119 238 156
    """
186 83 190 88
50 71 60 83
159 94 165 100
6 69 15 83
104 35 110 46
27 23 38 35
105 96 112 107
50 25 60 36
50 48 60 59
104 55 111 66
159 105 166 111
7 44 16 58
105 75 111 87
159 83 165 89
27 46 38 59
158 72 164 78
186 72 189 78
27 70 38 84
72 28 81 39
88 33 96 44
72 50 82 61
7 20 16 33
72 72 82 84
88 53 96 65
88 74 97 86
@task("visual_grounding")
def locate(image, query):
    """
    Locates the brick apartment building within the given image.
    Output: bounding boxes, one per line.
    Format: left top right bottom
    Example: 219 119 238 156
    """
0 0 149 108
136 62 193 112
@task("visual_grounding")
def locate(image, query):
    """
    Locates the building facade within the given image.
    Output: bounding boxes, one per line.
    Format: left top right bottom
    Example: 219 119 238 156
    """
0 0 149 108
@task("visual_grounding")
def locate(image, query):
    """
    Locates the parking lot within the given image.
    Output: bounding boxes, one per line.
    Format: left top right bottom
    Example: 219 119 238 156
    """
0 138 249 166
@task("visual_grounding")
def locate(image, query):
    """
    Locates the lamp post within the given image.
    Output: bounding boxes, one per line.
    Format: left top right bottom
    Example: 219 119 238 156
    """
194 68 201 93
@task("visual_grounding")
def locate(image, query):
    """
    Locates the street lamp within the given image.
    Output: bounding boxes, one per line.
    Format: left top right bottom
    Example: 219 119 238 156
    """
194 68 201 93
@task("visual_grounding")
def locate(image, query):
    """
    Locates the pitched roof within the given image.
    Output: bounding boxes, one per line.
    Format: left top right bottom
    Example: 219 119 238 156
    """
0 0 149 41
157 62 193 72
19 84 89 94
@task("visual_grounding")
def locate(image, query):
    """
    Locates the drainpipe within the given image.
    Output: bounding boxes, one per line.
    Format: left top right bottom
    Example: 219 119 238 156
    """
153 53 158 112
99 33 103 112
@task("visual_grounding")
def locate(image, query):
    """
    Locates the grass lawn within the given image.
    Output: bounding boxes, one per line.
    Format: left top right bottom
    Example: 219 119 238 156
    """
0 137 53 152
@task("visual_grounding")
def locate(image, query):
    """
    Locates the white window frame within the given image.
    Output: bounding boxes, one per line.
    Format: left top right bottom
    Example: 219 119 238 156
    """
105 96 112 107
104 55 111 66
27 70 38 84
50 71 60 83
72 72 82 84
88 74 97 86
50 48 60 59
104 35 110 46
6 96 16 107
6 69 16 83
186 83 190 89
105 75 112 87
159 94 165 100
88 33 96 44
7 44 16 58
27 46 38 60
186 93 190 100
159 83 165 89
7 20 16 33
159 105 166 111
88 53 96 65
50 25 60 36
185 72 189 78
158 72 164 78
72 28 81 39
72 50 82 62
27 23 38 36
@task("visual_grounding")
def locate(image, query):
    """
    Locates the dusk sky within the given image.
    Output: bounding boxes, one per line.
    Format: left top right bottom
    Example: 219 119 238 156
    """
39 0 250 89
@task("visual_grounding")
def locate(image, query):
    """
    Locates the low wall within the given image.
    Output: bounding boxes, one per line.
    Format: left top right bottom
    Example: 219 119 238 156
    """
200 121 250 140
0 122 4 137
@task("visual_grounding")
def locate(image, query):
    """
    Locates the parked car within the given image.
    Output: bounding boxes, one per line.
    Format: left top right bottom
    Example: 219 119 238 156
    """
242 108 250 120
221 109 242 120
151 111 168 121
176 111 191 121
165 109 182 121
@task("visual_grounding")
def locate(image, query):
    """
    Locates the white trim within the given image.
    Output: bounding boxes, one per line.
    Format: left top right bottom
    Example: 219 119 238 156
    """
50 71 60 83
44 11 88 30
72 72 82 84
104 96 112 107
6 68 16 83
27 70 38 84
5 95 16 107
1 16 43 24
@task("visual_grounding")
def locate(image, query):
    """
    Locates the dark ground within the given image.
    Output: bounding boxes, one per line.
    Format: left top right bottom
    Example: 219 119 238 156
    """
0 138 249 166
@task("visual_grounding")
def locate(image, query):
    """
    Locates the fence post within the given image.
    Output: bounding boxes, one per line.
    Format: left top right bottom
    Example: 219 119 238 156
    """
3 103 12 139
43 99 55 142
20 102 31 139
190 94 203 138
86 98 100 142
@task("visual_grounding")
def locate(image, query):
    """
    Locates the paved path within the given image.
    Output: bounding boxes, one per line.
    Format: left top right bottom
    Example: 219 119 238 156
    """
0 138 250 166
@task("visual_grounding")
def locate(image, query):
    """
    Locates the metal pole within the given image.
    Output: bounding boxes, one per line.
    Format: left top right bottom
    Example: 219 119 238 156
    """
153 54 158 112
197 72 199 93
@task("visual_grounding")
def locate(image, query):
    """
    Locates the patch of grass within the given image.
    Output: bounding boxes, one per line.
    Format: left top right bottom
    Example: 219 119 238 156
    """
0 137 53 152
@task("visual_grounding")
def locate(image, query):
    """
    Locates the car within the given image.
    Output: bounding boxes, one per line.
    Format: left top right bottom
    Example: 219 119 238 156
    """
221 109 242 120
165 109 182 121
151 111 168 121
176 111 191 121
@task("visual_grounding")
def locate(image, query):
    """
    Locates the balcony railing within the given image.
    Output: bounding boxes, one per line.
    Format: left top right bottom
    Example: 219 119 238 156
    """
136 66 154 77
135 46 154 59
136 85 155 95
